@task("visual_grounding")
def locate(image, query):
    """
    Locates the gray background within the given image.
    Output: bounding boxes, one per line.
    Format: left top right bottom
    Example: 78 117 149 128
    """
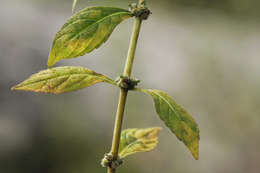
1 0 260 173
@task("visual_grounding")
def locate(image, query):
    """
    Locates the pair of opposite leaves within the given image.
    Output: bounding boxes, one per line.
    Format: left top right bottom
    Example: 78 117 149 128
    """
12 6 199 160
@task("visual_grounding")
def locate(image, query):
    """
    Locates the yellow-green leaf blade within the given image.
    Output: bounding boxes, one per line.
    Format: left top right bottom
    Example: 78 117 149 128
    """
119 127 161 158
12 66 116 94
48 7 133 67
138 89 200 160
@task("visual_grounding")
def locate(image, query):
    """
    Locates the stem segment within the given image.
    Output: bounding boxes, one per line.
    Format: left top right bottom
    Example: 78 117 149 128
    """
123 18 142 77
108 17 142 173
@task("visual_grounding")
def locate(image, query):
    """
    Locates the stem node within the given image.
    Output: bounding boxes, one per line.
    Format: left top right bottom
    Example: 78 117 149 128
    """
116 76 140 90
101 153 123 170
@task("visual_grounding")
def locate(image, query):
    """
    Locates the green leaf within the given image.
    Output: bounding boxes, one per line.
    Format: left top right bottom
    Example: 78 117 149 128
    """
12 66 116 94
72 0 77 13
137 89 200 160
48 7 133 67
118 127 161 158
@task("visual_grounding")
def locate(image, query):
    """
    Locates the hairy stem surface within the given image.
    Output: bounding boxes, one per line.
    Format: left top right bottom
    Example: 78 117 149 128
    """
108 17 142 173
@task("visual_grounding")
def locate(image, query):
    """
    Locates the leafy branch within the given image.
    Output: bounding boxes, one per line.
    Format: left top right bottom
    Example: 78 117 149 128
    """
12 0 200 172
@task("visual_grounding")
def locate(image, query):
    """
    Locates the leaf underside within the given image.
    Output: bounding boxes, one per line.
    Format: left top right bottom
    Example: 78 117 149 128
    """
12 66 116 94
137 89 200 160
119 127 161 158
48 7 133 67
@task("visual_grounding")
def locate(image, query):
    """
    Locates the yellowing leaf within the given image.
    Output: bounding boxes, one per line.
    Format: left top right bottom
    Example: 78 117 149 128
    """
12 66 116 94
48 7 133 67
137 89 200 160
118 127 161 158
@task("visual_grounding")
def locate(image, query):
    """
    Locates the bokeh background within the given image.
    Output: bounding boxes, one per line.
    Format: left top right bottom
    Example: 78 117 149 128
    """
1 0 260 173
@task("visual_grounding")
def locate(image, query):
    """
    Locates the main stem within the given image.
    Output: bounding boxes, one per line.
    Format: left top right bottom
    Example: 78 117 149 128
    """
108 17 142 173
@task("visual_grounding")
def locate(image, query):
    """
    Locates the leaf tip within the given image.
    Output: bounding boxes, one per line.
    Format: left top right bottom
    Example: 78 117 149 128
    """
47 48 58 68
11 83 23 91
193 152 199 160
47 57 55 68
193 143 199 160
150 127 162 135
11 85 17 91
188 138 199 160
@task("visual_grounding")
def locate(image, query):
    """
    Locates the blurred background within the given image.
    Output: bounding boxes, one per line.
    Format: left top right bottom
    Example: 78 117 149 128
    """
1 0 260 173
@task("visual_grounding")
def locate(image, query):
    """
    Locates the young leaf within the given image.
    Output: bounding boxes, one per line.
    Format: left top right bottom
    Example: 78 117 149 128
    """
48 7 133 67
72 0 78 13
118 127 161 158
12 66 116 94
136 89 200 160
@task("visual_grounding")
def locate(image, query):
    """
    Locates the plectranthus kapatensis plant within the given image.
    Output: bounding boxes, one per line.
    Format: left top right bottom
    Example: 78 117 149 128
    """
12 0 200 172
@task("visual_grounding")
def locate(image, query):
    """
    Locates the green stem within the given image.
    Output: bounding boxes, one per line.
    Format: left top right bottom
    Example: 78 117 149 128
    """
108 17 142 173
123 14 142 77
